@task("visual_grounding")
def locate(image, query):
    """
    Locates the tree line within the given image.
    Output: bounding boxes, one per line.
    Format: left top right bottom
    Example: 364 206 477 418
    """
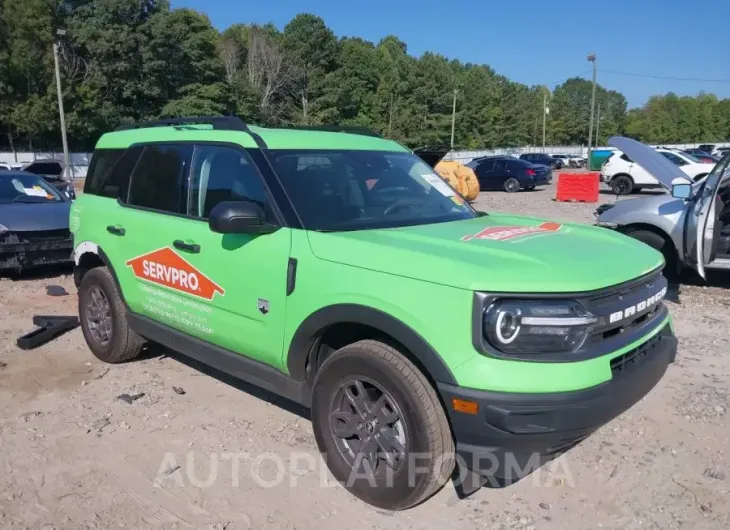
2 0 729 153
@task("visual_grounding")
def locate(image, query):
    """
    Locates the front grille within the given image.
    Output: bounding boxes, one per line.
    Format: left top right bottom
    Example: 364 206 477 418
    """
610 325 669 377
20 229 71 243
583 270 667 343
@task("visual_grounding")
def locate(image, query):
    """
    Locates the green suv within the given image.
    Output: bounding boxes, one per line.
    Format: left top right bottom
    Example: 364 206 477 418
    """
71 117 676 510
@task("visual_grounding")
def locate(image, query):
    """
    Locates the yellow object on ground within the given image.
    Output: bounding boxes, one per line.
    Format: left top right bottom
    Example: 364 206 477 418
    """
434 160 480 201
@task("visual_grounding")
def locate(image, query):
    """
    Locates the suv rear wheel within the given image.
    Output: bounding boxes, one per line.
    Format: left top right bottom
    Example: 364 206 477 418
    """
311 340 454 511
610 174 634 195
79 267 145 363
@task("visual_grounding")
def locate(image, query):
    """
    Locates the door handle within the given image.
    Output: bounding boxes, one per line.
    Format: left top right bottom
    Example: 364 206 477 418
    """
106 225 125 236
173 240 200 253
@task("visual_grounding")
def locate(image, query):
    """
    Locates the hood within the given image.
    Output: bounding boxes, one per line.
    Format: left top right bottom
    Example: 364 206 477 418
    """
413 146 450 168
609 136 692 191
0 201 70 231
307 214 663 293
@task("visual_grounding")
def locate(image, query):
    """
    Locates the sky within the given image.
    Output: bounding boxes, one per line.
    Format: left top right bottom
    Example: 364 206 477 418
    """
172 0 730 108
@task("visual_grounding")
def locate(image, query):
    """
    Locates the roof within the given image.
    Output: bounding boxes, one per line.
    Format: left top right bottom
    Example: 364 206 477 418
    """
95 118 409 153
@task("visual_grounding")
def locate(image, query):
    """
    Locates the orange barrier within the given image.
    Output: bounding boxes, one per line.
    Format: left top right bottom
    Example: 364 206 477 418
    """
555 172 600 203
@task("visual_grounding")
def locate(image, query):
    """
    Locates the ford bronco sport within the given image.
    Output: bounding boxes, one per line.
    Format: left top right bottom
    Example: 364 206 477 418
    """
71 117 677 510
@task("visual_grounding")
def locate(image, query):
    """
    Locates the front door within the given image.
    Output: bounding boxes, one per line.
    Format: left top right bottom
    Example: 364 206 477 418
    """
684 154 730 279
176 143 292 369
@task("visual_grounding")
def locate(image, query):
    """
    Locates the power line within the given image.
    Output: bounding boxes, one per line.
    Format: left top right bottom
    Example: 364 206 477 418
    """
601 69 730 84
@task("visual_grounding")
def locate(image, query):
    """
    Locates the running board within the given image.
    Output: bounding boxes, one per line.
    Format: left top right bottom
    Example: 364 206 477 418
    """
126 312 311 407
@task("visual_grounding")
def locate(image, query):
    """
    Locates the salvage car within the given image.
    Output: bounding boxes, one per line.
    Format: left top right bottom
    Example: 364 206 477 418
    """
596 137 730 279
601 147 714 194
0 171 73 272
71 117 676 510
21 159 76 200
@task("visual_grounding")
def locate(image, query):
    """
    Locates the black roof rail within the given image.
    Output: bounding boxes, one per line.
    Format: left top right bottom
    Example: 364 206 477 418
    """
276 125 383 138
114 116 250 132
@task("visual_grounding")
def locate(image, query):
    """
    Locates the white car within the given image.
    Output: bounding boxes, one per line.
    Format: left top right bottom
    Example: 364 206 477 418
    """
550 154 585 168
600 148 715 194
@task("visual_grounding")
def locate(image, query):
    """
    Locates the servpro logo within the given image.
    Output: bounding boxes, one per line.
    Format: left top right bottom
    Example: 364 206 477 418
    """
462 222 562 242
125 247 225 300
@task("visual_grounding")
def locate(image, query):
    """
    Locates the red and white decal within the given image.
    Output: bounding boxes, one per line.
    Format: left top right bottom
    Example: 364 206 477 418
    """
125 247 224 300
462 222 562 242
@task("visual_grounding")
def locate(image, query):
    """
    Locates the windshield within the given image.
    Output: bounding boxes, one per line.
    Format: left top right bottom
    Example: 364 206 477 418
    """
0 173 63 203
267 150 477 231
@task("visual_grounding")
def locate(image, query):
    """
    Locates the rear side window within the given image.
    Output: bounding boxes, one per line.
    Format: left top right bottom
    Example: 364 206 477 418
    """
84 149 124 197
127 144 191 214
620 154 633 162
85 147 142 199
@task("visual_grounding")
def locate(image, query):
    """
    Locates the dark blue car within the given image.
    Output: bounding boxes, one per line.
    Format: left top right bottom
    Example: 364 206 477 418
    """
467 156 552 192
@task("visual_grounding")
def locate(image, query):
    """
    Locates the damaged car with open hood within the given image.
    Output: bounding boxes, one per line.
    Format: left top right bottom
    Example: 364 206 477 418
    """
596 137 730 279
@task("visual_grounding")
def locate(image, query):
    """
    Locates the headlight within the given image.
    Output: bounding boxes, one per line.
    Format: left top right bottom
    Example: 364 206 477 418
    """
483 299 597 354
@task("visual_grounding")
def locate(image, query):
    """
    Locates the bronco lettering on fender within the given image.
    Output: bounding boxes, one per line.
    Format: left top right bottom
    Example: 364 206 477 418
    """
126 247 225 300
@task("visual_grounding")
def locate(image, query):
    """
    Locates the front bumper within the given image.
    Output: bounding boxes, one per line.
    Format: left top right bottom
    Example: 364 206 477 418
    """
0 232 73 270
438 325 676 482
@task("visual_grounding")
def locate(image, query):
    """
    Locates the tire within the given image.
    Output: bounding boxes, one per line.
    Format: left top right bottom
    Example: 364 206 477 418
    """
504 177 521 193
311 340 454 511
610 175 634 195
624 228 680 279
78 266 145 363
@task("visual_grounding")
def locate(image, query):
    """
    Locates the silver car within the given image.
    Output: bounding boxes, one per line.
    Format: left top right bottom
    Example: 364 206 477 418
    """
595 137 730 279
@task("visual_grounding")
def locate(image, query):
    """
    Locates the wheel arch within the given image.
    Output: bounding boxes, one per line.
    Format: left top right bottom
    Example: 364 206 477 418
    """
621 223 679 267
73 243 125 300
287 304 458 386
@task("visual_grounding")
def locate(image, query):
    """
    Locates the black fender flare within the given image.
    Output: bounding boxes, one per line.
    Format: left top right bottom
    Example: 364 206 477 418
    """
286 304 457 385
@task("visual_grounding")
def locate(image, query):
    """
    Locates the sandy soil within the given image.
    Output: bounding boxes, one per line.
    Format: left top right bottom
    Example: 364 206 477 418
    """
1 181 729 529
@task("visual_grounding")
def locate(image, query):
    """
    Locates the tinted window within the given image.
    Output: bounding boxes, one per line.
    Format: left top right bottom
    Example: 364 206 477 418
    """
188 145 268 219
477 159 496 172
494 160 507 172
268 149 476 231
660 151 686 166
84 147 141 199
620 153 633 162
127 144 191 213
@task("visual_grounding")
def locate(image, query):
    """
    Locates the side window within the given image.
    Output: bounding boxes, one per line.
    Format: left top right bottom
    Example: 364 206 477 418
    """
494 160 506 172
84 149 124 197
478 159 496 173
188 145 268 219
620 154 633 162
127 144 191 213
660 152 687 166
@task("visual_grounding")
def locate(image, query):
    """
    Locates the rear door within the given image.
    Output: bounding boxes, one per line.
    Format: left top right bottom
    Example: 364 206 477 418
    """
684 154 730 279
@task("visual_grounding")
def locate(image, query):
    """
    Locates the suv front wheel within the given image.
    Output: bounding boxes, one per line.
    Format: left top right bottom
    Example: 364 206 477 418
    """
79 266 145 363
311 340 455 510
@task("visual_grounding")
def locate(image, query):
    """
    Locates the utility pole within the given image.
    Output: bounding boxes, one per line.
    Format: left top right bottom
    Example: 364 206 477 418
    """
450 86 460 149
52 29 70 180
595 104 601 147
586 53 597 167
542 92 548 152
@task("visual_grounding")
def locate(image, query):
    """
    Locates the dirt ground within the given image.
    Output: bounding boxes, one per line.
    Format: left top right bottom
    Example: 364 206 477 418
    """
1 181 729 530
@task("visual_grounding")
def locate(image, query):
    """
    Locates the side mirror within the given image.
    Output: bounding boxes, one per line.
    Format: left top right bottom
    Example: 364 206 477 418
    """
208 201 277 235
671 182 692 200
